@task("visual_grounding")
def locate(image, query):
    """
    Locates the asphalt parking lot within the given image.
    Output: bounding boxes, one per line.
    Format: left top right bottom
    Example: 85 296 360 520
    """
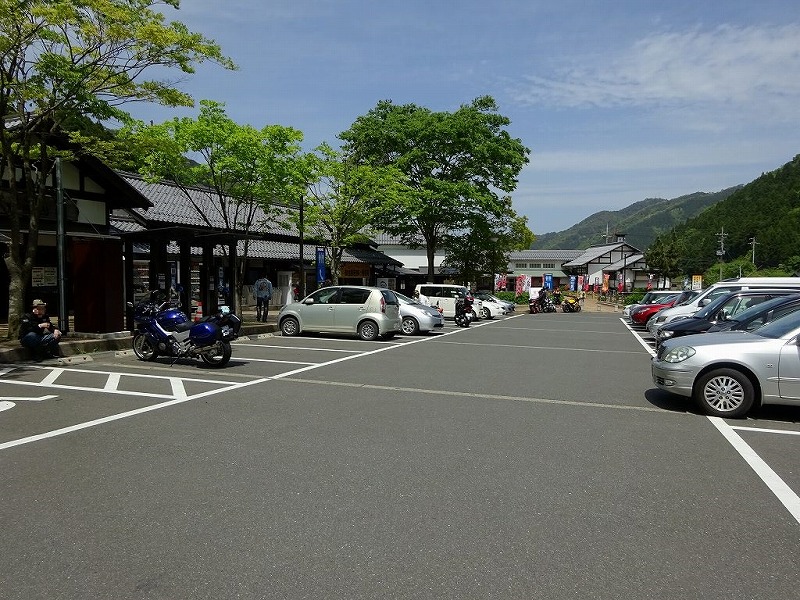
2 310 798 599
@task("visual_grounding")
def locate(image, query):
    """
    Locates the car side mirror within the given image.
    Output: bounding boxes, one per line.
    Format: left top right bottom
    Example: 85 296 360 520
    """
303 298 314 305
698 298 710 307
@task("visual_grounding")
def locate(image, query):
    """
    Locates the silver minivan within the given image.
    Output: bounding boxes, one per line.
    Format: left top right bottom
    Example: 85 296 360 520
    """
278 286 401 340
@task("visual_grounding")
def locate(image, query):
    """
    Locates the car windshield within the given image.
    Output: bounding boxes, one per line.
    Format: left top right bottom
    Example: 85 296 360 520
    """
726 295 800 326
672 290 699 306
693 292 740 319
394 292 417 305
752 308 800 339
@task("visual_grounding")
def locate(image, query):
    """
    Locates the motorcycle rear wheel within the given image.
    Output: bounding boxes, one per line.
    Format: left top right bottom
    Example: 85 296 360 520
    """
200 341 232 368
132 333 158 361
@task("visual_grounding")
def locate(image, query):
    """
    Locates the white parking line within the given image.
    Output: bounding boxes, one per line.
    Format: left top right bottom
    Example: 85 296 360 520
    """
233 343 361 353
620 320 800 525
709 417 800 525
0 328 480 450
620 317 656 355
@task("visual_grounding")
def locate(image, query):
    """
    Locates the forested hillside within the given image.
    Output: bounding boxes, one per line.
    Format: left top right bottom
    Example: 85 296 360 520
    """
532 187 739 250
659 154 800 276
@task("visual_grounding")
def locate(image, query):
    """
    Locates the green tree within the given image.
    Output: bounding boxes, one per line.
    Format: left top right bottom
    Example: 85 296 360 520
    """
645 232 684 287
339 96 530 280
121 100 307 307
301 144 408 285
0 0 233 336
442 209 534 287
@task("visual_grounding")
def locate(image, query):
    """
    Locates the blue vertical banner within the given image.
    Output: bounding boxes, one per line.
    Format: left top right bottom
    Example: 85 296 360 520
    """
569 275 577 291
316 247 326 285
544 273 553 290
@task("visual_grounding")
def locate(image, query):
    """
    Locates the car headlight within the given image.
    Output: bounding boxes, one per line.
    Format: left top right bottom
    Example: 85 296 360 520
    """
658 330 674 340
662 345 696 363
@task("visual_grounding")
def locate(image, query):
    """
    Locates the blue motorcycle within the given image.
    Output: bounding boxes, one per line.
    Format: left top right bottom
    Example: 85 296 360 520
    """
129 292 241 368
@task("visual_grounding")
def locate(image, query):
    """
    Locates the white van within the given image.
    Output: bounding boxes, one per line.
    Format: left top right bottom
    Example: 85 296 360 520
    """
649 277 800 329
415 284 482 319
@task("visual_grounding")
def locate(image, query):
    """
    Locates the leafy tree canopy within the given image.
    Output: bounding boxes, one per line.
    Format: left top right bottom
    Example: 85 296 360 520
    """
0 0 234 336
338 96 530 278
301 143 409 284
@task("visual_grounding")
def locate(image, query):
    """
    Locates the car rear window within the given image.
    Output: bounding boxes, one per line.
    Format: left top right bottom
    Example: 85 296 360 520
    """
340 288 371 304
380 290 398 305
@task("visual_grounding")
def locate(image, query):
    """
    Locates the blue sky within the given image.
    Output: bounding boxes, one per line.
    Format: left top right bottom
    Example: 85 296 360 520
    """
129 0 800 235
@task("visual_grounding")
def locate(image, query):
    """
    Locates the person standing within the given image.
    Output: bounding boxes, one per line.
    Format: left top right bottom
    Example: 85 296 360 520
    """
19 299 61 359
253 273 273 322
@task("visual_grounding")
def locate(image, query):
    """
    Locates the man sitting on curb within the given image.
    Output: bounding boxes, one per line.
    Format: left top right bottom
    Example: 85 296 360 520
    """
19 299 61 360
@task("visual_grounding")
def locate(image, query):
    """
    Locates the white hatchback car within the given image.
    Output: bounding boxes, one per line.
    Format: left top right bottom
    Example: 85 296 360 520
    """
278 286 401 340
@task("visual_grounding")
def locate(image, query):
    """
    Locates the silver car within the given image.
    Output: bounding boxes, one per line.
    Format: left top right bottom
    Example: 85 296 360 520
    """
651 309 800 417
278 286 401 340
395 292 445 334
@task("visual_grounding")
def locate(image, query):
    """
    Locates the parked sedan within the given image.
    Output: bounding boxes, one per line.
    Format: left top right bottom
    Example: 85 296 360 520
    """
651 309 800 417
629 294 679 326
707 293 800 333
654 289 798 348
475 296 507 319
475 291 515 313
278 285 401 340
623 290 676 319
395 292 445 335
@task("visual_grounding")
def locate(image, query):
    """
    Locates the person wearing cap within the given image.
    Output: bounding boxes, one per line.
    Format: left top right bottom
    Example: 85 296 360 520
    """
19 299 61 359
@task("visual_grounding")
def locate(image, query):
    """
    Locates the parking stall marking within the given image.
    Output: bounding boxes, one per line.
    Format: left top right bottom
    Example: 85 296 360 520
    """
710 417 800 525
233 342 363 353
620 315 800 526
0 364 243 401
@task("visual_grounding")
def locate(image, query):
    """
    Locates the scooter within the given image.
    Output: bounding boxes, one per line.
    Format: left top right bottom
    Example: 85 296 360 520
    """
129 292 241 368
454 297 474 327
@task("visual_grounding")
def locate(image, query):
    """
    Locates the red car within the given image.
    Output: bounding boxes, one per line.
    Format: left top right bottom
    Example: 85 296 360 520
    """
629 294 679 325
629 290 697 326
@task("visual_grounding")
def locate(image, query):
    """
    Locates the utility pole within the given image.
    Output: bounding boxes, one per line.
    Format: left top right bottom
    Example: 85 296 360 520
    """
716 227 728 280
749 236 758 265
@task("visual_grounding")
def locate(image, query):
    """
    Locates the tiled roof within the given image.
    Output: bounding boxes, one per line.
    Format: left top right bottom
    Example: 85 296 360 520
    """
119 172 298 238
563 243 634 267
127 236 402 265
509 249 584 261
372 232 425 245
605 254 645 271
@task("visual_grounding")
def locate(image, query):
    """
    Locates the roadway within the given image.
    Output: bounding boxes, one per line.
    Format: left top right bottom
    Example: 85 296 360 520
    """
1 310 798 599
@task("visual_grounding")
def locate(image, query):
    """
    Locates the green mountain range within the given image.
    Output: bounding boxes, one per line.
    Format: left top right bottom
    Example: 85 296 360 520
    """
667 154 800 274
531 186 741 251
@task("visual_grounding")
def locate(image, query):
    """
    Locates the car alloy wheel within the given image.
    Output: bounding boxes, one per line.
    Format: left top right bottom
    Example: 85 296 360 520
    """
358 320 379 341
280 317 299 336
694 368 755 418
401 316 419 335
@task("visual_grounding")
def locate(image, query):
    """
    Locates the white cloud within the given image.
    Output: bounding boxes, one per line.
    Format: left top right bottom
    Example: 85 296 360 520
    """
525 138 797 173
513 24 800 123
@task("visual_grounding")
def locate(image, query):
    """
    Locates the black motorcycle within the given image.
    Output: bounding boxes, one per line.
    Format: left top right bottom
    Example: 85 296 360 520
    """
454 297 474 327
